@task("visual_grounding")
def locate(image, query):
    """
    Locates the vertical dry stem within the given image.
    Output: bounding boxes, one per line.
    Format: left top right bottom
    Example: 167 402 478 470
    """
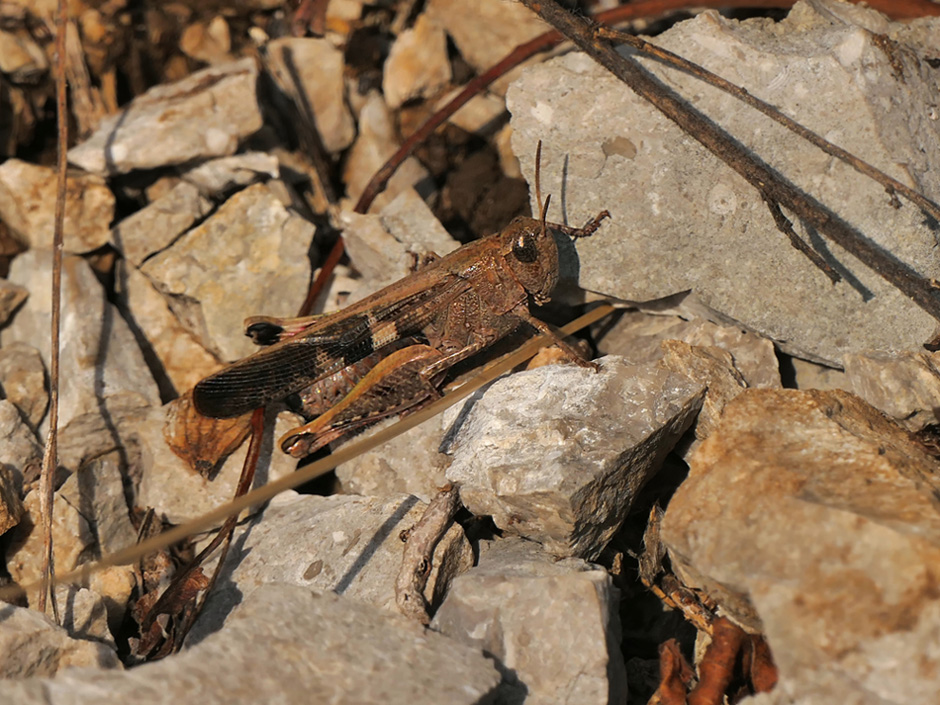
38 0 70 619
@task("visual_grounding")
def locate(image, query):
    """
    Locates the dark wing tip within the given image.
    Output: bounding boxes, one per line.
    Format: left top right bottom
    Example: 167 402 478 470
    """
193 372 262 418
193 339 330 418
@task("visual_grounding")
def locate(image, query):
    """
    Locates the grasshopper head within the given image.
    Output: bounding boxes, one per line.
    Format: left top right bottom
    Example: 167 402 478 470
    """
502 215 559 305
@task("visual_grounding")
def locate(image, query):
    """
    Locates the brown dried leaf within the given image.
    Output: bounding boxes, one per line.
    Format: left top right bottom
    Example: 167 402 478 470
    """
134 565 210 660
647 638 693 705
689 617 746 705
746 635 778 694
164 390 251 479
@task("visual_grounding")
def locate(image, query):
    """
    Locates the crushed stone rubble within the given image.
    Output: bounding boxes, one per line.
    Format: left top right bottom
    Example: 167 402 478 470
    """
0 2 939 703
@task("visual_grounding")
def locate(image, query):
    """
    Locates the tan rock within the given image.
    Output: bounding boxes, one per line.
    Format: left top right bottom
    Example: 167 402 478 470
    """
663 388 940 701
179 16 232 65
2 251 161 432
68 58 263 175
383 14 451 109
113 181 213 267
117 262 222 396
660 339 746 443
0 29 47 82
0 603 120 678
0 398 41 487
0 462 23 536
7 451 137 610
0 279 28 325
426 0 548 93
342 92 433 212
140 183 316 362
266 38 355 154
844 350 940 430
0 160 114 253
0 342 46 429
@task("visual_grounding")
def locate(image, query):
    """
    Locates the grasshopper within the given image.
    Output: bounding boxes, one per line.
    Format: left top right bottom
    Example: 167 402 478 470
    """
193 147 609 457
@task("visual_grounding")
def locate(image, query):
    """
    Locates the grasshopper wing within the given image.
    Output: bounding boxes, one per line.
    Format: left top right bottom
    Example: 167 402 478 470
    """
193 275 472 418
193 338 335 418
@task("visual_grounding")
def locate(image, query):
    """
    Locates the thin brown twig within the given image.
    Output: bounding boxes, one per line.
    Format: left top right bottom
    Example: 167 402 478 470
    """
173 408 264 654
595 26 940 226
37 0 70 621
518 0 940 324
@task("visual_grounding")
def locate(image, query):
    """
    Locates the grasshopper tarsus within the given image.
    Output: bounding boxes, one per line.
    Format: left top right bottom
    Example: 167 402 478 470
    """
545 209 610 241
518 307 599 371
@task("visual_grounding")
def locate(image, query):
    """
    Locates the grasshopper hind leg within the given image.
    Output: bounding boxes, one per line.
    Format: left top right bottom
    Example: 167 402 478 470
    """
280 344 446 457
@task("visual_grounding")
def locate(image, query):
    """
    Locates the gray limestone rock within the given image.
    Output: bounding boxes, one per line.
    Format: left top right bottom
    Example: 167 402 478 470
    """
0 159 114 253
0 397 42 488
1 251 161 433
134 405 300 523
54 391 152 477
54 585 116 648
662 388 940 702
189 492 473 642
265 38 356 154
445 355 705 559
140 182 316 362
7 450 137 610
182 152 279 195
341 187 461 299
68 58 263 175
508 2 940 366
432 538 627 705
3 584 501 705
0 602 120 679
113 181 213 267
0 342 47 430
335 414 451 501
597 310 781 390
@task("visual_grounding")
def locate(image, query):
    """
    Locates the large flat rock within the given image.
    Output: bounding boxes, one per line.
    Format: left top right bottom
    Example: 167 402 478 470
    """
508 2 940 366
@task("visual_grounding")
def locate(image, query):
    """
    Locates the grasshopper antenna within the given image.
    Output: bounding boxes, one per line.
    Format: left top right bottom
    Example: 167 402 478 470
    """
534 140 608 241
535 140 552 237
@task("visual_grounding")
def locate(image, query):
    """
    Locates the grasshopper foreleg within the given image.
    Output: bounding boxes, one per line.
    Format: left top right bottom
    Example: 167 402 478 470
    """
514 305 599 371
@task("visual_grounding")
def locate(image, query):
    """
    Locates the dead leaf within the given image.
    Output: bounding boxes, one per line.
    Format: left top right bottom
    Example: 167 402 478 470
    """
164 389 251 479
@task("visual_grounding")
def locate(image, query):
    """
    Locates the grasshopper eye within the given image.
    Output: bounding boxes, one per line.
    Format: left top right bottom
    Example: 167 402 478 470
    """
512 232 539 263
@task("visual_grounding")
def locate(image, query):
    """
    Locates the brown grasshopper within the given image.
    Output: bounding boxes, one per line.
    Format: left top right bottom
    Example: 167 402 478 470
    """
193 149 609 457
